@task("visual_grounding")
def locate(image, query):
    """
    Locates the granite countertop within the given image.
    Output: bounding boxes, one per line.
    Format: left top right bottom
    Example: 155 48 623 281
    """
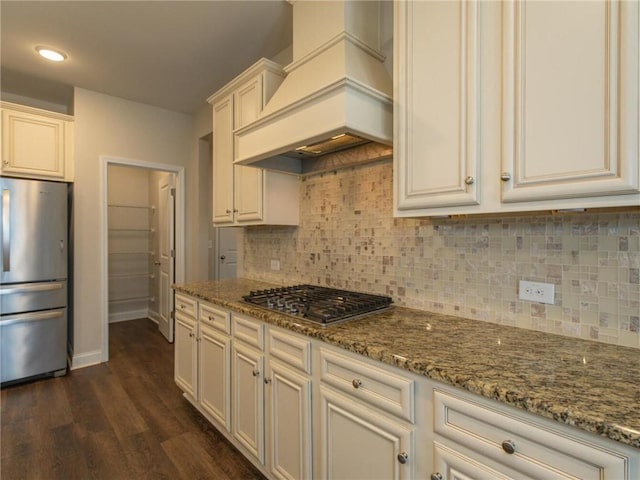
174 278 640 449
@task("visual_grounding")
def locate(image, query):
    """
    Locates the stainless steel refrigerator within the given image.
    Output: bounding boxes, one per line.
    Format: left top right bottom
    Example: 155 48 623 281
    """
1 177 69 384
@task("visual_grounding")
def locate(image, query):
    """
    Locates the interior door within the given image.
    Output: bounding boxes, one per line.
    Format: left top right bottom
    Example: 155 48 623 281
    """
216 227 238 280
157 174 175 342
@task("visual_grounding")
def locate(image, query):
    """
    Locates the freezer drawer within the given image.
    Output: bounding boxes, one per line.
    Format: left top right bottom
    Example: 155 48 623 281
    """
0 281 66 315
0 308 67 384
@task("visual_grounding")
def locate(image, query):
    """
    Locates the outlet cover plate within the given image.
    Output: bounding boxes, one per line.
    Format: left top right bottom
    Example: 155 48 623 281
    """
270 259 280 271
519 280 555 304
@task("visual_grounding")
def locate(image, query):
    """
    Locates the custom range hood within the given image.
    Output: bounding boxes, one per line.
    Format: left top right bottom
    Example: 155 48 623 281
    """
234 0 393 175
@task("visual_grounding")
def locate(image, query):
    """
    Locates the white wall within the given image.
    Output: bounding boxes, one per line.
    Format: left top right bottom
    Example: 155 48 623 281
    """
72 88 192 368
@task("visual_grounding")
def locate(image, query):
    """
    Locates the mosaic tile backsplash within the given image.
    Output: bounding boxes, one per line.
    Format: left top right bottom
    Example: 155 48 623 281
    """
240 159 640 348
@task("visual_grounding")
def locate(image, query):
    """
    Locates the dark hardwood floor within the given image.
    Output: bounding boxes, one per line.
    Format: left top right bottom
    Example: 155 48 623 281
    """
1 318 266 480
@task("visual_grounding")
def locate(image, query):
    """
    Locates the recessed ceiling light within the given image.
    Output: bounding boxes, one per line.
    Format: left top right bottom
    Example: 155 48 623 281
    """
35 46 67 62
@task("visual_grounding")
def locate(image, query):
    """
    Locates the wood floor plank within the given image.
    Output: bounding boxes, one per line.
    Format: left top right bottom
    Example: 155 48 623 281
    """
117 374 188 442
61 371 111 437
161 431 230 479
1 318 267 480
81 428 137 480
47 423 93 480
0 416 40 460
119 430 183 480
90 372 149 441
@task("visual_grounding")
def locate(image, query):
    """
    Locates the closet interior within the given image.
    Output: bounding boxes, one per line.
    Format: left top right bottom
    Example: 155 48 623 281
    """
107 165 166 323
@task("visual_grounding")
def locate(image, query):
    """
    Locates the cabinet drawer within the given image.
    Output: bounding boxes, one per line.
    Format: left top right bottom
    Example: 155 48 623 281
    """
232 313 264 350
319 348 414 423
434 389 630 480
267 327 311 374
199 301 230 334
175 293 197 318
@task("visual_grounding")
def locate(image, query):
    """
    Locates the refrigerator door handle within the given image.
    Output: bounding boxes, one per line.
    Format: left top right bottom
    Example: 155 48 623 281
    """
2 188 9 272
0 282 65 295
0 309 65 327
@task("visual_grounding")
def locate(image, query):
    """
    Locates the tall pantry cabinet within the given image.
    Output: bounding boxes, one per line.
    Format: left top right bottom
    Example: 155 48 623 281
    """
394 0 640 217
207 59 299 226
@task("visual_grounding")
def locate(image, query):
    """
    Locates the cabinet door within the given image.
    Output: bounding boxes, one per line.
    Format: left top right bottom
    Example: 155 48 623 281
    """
1 108 68 180
501 0 639 202
199 324 231 432
395 0 480 211
267 360 312 480
174 312 197 398
233 76 264 224
319 386 414 480
232 341 265 464
212 95 234 224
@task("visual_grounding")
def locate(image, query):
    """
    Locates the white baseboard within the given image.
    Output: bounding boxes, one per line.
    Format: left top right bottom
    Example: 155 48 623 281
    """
70 349 103 370
148 309 160 325
109 308 149 323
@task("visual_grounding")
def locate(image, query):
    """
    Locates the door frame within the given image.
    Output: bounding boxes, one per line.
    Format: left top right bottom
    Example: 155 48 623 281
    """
100 155 185 362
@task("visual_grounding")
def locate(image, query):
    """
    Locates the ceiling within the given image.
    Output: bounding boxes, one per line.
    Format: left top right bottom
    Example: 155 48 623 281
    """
0 1 293 114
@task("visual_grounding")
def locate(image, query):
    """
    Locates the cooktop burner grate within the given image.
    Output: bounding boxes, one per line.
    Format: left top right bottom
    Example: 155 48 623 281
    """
242 284 393 326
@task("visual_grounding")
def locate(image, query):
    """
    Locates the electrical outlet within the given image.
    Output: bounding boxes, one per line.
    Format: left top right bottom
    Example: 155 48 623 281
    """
270 259 280 271
519 280 555 304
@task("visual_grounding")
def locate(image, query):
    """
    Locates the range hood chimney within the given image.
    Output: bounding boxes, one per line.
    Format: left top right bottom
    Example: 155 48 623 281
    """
234 0 393 175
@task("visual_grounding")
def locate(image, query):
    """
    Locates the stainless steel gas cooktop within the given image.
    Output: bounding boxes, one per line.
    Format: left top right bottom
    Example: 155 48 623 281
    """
242 284 393 326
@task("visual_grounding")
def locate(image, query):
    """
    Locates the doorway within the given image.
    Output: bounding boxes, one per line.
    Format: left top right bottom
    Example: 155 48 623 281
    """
213 227 238 280
106 165 177 342
101 156 185 361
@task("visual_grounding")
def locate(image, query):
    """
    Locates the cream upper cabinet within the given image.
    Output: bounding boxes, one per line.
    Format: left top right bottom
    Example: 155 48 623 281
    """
394 0 481 211
212 95 235 223
234 76 266 223
501 0 639 203
208 59 300 226
1 102 74 182
394 0 640 217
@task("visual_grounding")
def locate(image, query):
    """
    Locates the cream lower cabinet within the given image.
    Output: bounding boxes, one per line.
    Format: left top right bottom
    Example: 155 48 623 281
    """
1 102 74 182
233 340 266 462
317 347 417 480
174 294 638 480
431 386 638 480
394 0 640 217
319 386 414 480
232 313 314 480
232 313 266 463
208 59 299 226
174 294 198 399
265 328 312 480
198 301 232 432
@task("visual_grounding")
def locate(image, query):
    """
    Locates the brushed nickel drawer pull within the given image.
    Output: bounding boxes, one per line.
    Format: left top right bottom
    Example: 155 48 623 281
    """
502 439 516 454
